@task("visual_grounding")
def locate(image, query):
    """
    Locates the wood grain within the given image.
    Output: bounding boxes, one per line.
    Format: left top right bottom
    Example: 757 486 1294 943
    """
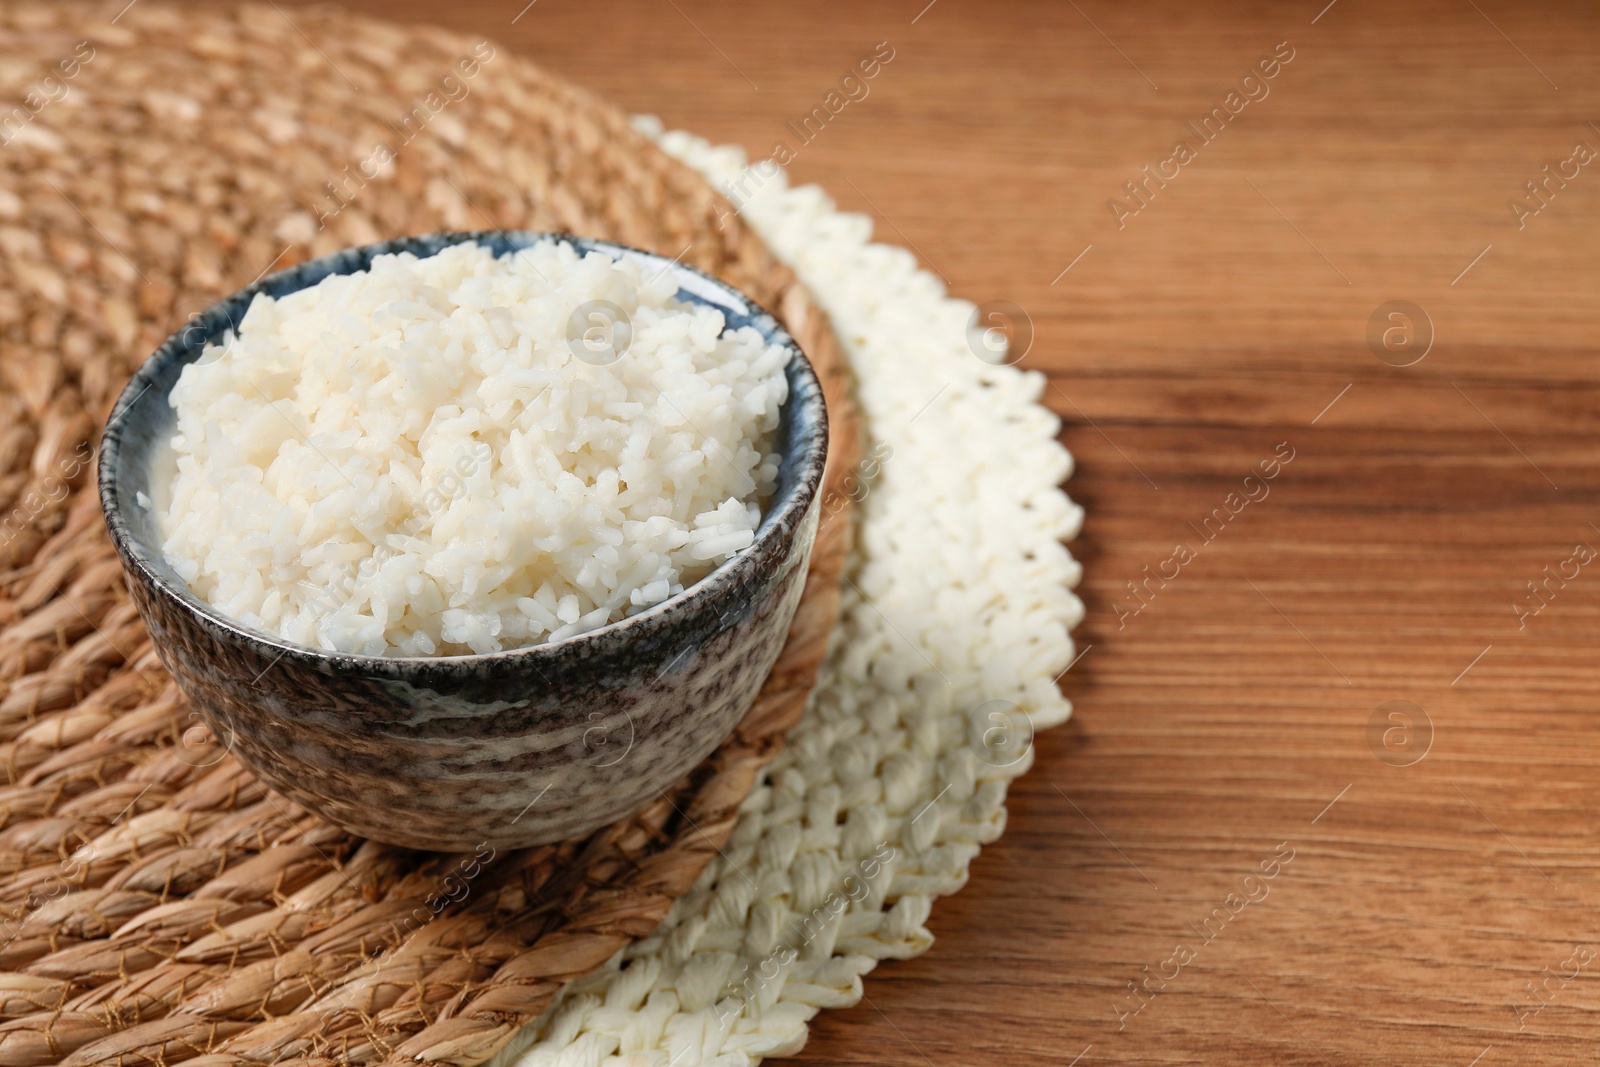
280 1 1600 1062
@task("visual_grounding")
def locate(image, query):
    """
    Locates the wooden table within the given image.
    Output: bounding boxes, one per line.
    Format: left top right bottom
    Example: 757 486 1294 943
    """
293 1 1600 1062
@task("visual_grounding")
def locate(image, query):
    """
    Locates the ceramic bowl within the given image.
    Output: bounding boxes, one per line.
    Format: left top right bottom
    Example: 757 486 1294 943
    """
99 231 828 852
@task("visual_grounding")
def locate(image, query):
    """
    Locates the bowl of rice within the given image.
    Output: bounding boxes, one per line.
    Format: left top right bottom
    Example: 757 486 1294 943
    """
99 231 828 851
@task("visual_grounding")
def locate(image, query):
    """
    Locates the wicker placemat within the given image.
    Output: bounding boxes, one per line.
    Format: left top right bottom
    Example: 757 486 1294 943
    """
0 3 860 1065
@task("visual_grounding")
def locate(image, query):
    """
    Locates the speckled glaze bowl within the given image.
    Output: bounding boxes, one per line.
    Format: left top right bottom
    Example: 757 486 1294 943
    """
99 231 828 852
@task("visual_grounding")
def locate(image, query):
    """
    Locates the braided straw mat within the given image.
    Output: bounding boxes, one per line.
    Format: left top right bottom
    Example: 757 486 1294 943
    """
0 3 869 1065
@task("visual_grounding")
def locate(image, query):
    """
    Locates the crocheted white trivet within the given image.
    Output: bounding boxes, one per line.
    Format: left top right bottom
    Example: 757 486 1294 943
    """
491 122 1086 1067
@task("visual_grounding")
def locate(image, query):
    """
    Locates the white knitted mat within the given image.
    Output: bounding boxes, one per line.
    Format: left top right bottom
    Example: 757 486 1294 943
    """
490 122 1086 1067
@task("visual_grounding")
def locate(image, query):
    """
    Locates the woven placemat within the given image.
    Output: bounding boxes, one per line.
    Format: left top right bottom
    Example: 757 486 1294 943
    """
0 3 860 1065
483 125 1084 1066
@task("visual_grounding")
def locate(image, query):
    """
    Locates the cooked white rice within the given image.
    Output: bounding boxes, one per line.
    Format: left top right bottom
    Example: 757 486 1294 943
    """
156 239 790 657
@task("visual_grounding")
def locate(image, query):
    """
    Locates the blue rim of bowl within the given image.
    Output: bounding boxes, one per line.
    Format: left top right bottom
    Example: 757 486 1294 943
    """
98 230 829 673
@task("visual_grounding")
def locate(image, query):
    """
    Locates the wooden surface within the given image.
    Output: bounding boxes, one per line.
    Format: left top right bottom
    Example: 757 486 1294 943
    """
278 1 1600 1062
